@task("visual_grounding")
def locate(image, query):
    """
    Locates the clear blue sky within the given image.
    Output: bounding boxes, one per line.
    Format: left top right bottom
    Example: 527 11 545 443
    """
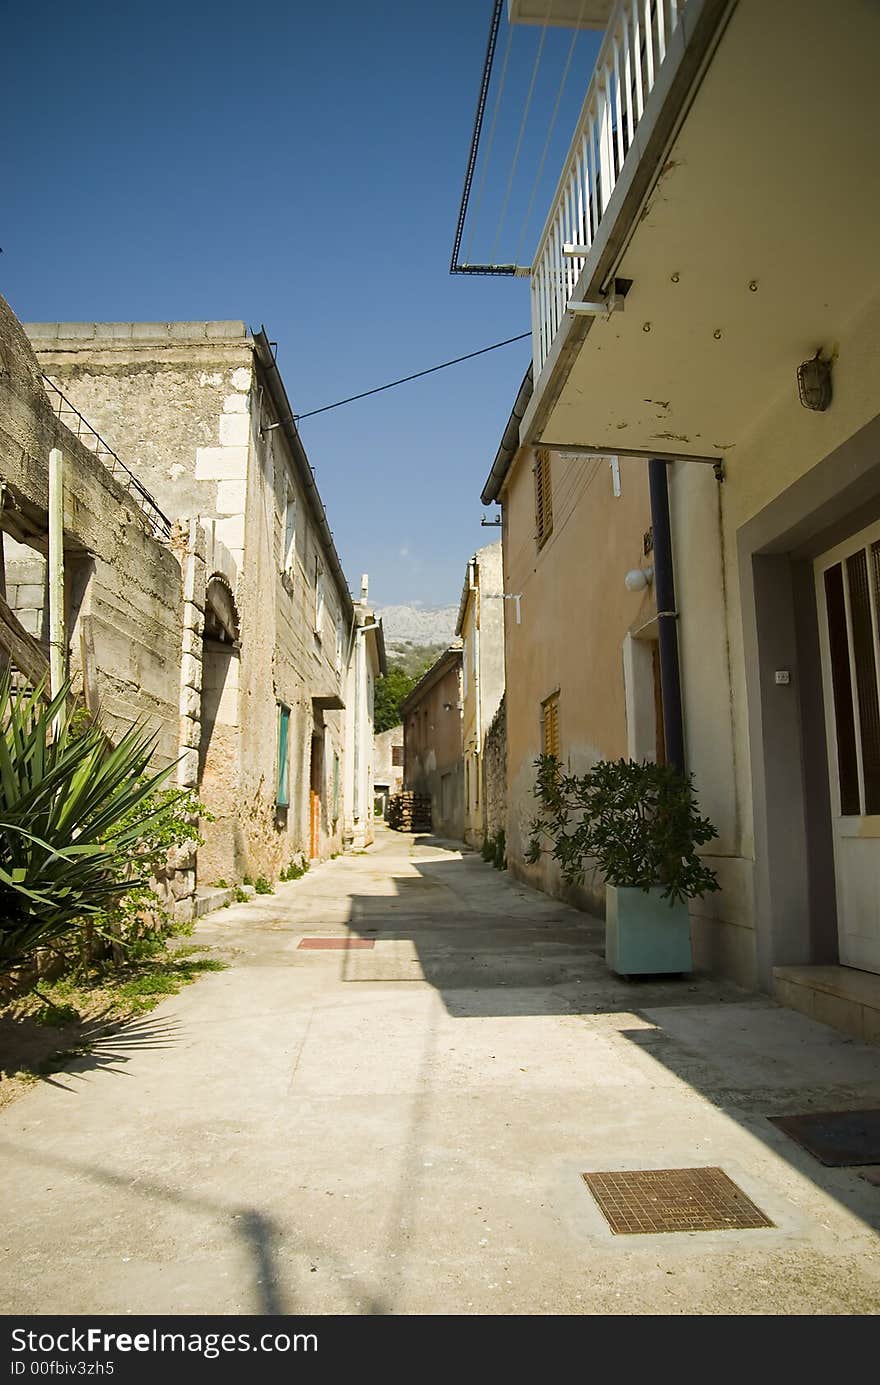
3 2 599 607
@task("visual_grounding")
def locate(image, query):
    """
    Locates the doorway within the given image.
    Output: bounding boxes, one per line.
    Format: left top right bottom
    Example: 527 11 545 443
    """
309 731 323 859
815 520 880 974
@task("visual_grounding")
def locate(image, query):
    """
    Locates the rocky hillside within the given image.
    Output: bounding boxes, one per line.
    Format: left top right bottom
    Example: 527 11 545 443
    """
376 603 458 658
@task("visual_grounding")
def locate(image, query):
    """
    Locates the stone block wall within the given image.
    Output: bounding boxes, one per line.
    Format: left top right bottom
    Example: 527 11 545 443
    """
483 693 507 844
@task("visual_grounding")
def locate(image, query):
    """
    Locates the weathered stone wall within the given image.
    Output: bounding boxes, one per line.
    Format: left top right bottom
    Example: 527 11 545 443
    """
1 297 184 769
24 318 357 886
482 693 507 844
0 295 191 914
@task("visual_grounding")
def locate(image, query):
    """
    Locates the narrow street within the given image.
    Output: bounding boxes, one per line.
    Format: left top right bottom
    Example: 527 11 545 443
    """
2 827 880 1316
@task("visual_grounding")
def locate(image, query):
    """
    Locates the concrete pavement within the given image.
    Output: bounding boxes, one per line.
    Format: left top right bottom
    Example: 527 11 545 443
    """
2 826 880 1314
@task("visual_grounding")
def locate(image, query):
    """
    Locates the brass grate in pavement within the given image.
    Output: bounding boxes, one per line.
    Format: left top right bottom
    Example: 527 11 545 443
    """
582 1167 774 1234
297 938 375 950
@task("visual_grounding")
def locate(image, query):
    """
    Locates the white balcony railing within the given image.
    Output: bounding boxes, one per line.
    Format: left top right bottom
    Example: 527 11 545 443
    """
531 0 687 376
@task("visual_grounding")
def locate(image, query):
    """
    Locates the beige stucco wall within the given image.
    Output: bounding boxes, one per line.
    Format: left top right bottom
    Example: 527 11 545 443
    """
673 288 880 985
502 447 652 909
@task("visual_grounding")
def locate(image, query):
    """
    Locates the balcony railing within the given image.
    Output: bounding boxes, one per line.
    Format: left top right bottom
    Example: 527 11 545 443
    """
531 0 687 376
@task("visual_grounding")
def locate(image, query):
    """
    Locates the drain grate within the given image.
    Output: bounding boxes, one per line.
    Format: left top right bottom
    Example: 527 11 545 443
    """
297 938 375 950
582 1167 773 1234
768 1108 880 1166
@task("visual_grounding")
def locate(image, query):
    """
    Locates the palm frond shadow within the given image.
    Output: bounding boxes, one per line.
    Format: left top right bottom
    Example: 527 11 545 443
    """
1 1005 182 1087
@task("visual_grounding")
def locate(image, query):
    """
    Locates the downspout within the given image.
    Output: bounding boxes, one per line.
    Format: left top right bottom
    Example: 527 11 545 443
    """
473 562 481 756
648 459 685 773
48 447 65 723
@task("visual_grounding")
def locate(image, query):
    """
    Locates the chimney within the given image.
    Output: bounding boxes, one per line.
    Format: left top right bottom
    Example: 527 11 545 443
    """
360 573 369 602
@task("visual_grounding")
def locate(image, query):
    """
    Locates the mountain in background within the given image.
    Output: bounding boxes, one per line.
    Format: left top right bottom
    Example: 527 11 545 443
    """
376 604 458 659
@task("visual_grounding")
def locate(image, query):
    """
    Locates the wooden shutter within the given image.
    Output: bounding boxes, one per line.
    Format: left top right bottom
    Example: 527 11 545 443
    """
534 449 553 548
542 693 560 759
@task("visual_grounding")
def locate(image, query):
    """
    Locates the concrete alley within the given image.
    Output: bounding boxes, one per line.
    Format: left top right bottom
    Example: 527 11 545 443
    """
2 828 880 1316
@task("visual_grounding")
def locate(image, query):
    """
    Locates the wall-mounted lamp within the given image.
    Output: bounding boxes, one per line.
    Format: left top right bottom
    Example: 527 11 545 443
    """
797 352 832 411
624 565 654 592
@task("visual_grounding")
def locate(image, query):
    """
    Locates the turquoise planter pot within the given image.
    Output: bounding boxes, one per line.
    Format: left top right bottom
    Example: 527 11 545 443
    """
605 884 693 977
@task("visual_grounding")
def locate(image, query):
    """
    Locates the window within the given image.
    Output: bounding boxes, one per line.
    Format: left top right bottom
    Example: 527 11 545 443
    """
392 744 403 767
276 704 291 807
314 560 325 636
541 691 560 760
534 449 553 548
282 484 297 575
335 616 344 671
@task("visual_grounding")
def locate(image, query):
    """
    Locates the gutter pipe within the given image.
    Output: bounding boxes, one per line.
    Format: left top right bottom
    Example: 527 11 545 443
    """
480 364 534 505
648 458 685 773
252 327 354 626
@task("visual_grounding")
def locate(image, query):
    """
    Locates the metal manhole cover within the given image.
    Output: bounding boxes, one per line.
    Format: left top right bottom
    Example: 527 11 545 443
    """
297 938 375 950
768 1108 880 1166
582 1167 773 1234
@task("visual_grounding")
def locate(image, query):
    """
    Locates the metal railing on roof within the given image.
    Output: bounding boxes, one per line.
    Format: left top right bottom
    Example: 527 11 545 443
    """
531 0 687 375
41 375 173 540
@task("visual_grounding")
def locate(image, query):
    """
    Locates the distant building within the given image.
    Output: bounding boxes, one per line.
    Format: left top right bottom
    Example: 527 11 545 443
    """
455 541 505 848
400 646 464 840
373 724 404 819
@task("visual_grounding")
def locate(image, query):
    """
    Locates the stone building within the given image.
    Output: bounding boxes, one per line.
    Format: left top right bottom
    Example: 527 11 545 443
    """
455 540 505 848
343 577 386 849
373 724 404 819
19 315 376 892
400 646 464 841
0 295 192 911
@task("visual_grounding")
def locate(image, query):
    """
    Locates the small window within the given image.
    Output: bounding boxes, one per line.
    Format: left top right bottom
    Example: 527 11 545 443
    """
392 744 403 767
541 691 560 759
283 485 296 575
314 560 325 636
277 704 291 807
335 616 344 671
534 449 553 548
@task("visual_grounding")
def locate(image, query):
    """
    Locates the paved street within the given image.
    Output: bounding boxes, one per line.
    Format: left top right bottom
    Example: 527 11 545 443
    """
2 827 880 1315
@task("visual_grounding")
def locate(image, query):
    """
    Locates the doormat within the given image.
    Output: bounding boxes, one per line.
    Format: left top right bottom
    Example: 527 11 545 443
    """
297 938 375 950
768 1108 880 1166
582 1167 773 1234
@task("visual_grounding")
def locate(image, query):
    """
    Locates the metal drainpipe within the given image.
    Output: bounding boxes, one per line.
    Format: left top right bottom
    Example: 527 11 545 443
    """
648 458 685 773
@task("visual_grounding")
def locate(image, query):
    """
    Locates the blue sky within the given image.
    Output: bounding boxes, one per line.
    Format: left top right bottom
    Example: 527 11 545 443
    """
3 2 599 607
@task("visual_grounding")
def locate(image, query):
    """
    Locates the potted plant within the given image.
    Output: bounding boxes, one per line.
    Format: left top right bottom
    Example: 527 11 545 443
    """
527 756 719 977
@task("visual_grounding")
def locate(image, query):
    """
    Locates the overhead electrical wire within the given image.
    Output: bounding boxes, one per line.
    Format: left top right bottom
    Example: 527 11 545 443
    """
292 331 531 423
488 0 552 266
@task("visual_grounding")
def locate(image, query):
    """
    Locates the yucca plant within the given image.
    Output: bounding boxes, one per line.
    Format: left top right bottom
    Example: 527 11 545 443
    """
0 672 183 969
